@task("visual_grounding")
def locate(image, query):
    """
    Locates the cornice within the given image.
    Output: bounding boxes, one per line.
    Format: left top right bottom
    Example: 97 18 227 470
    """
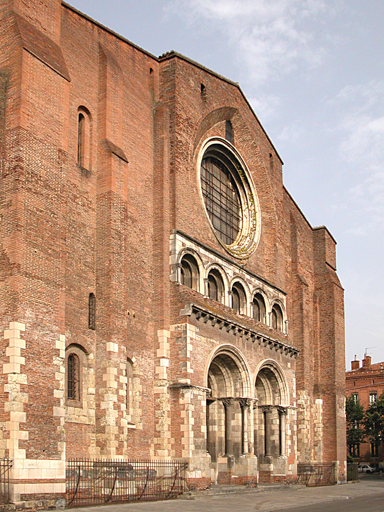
181 303 299 359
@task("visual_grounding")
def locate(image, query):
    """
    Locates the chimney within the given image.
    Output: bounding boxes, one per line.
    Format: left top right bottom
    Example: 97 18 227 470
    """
362 355 371 369
351 355 359 371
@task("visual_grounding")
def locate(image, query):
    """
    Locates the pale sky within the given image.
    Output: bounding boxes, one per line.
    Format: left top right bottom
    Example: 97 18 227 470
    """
67 0 384 368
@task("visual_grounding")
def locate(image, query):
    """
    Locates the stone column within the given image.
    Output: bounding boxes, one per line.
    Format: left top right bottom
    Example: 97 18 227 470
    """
262 406 273 457
204 277 209 297
222 398 234 456
239 398 252 454
176 262 182 284
252 400 259 456
278 407 288 456
206 398 216 459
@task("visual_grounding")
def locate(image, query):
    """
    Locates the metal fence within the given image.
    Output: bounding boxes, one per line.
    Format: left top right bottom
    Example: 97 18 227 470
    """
0 458 12 503
297 463 336 486
66 459 188 507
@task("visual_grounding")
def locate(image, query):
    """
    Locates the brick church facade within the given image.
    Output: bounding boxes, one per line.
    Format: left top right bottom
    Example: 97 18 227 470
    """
0 0 346 503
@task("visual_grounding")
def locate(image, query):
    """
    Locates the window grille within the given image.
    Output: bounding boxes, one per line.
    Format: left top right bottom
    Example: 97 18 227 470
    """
126 359 134 423
369 393 377 405
67 354 80 401
88 293 96 330
201 156 241 246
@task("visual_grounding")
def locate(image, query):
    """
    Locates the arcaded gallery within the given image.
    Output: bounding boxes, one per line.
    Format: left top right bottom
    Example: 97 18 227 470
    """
0 0 346 504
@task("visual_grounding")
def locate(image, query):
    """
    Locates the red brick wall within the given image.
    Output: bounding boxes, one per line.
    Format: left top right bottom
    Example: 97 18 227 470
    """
0 0 346 488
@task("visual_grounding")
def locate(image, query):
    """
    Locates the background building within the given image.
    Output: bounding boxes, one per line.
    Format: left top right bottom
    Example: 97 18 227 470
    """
346 355 384 464
0 0 346 504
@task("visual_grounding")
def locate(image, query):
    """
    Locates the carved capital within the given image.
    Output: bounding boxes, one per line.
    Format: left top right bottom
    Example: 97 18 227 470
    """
260 405 274 413
221 397 234 408
238 398 252 409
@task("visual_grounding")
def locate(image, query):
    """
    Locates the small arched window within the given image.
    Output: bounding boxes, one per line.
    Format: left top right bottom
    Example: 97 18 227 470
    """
77 107 91 170
180 255 199 291
225 120 233 144
88 293 96 330
253 293 266 323
77 113 85 167
271 304 283 331
67 353 80 401
126 358 134 422
207 269 224 303
231 282 246 314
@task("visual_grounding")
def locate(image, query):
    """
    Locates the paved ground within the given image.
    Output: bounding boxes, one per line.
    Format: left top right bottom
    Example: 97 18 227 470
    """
70 474 384 512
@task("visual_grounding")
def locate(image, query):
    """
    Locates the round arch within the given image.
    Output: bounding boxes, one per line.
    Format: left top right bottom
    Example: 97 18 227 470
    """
254 359 289 406
205 345 252 398
205 263 230 289
177 248 204 292
251 288 269 307
229 278 251 316
205 263 228 305
269 298 287 318
205 345 253 462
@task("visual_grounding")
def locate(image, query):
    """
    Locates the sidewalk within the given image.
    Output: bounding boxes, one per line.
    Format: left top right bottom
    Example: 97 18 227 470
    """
67 476 384 512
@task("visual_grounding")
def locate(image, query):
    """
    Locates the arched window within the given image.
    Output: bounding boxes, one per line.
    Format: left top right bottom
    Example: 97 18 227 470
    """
67 353 80 401
126 358 134 423
77 107 91 170
77 113 85 167
199 140 260 259
231 282 246 314
125 357 142 428
225 120 233 144
207 269 224 303
252 293 266 323
88 293 96 330
271 304 283 331
180 255 199 291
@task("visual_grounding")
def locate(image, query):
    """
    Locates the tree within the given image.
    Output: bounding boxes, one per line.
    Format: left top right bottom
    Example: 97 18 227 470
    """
363 391 384 452
346 395 365 457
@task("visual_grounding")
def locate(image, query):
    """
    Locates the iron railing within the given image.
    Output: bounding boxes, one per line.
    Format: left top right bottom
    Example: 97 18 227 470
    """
66 458 188 507
297 463 336 486
0 458 12 503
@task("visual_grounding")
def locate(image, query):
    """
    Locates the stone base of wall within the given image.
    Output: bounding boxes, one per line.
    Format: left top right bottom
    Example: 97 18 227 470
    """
259 470 272 483
271 474 288 483
0 498 65 512
217 471 233 485
229 476 257 486
186 477 211 491
215 455 258 485
259 471 292 484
